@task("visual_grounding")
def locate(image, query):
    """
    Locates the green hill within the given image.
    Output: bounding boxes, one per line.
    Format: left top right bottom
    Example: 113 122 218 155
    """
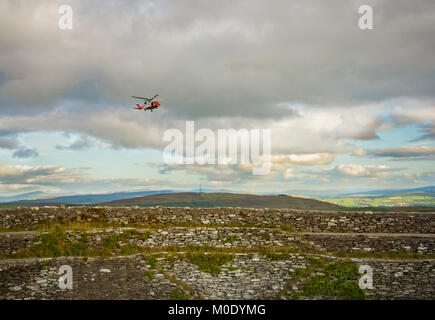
98 192 342 210
321 191 435 207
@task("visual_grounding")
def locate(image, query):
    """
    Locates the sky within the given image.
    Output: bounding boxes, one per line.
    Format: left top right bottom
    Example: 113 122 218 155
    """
0 0 435 196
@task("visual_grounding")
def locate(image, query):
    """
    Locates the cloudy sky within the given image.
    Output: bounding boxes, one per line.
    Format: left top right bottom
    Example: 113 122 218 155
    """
0 0 434 196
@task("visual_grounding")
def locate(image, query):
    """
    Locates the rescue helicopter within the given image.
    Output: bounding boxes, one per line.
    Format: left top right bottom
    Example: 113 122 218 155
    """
131 94 161 111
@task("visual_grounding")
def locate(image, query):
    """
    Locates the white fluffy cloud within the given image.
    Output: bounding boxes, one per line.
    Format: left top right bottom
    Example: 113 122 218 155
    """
272 153 336 166
335 164 391 178
0 162 190 194
0 163 82 185
0 104 385 156
309 164 393 183
283 168 294 180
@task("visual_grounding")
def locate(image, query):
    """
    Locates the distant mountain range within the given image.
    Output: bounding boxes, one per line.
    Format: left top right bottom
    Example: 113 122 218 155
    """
330 186 435 197
0 191 46 203
286 186 435 198
1 190 175 205
1 186 434 208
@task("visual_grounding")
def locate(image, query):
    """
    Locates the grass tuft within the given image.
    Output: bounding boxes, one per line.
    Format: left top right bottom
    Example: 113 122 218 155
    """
302 260 366 300
186 253 235 276
169 288 190 300
142 270 155 279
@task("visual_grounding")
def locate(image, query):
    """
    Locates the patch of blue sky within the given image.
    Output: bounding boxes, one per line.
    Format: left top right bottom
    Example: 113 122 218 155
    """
12 131 163 179
352 123 434 150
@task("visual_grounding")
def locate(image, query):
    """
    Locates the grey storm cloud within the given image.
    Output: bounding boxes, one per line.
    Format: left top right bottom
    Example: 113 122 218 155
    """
0 104 384 154
0 135 39 158
1 0 435 119
416 124 435 141
0 0 434 168
0 137 19 149
12 147 39 159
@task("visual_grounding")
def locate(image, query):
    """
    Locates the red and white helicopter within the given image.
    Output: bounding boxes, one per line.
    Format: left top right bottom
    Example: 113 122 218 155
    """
132 94 161 111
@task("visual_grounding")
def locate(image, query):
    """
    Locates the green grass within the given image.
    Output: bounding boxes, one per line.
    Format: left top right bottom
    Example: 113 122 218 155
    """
302 260 366 300
162 270 198 298
10 227 92 258
119 243 139 255
303 275 365 300
0 221 137 233
261 234 271 241
139 231 150 241
142 270 155 279
186 253 235 276
277 257 366 300
264 252 289 260
37 259 52 270
322 192 435 208
276 255 327 300
7 228 139 258
224 265 239 271
0 221 285 233
145 255 158 269
224 235 241 243
169 288 190 300
3 239 307 260
279 223 296 233
333 251 435 260
324 260 360 280
104 234 122 247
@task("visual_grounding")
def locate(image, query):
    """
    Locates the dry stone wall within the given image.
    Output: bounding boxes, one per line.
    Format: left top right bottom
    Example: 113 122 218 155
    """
0 255 177 300
1 228 434 258
298 233 435 254
0 232 40 257
0 207 433 233
0 253 433 300
357 258 434 300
